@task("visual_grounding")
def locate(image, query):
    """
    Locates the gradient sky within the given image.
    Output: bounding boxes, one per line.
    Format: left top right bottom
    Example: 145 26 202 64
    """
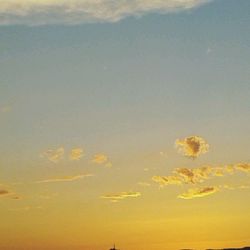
0 0 250 249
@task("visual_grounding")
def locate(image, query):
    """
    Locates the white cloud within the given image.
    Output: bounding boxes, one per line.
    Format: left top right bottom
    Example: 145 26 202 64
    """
0 0 212 26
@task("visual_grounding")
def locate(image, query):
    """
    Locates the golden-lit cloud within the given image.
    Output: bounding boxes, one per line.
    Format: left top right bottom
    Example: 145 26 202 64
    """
36 174 93 183
101 191 141 201
0 0 211 25
175 135 209 159
0 189 10 196
178 186 219 199
69 148 84 161
235 163 250 173
41 147 64 163
152 175 183 186
92 153 112 167
153 163 249 187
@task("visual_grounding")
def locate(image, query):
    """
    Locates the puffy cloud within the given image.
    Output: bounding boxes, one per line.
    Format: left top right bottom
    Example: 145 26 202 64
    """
0 0 212 26
69 148 84 161
101 191 141 201
92 154 108 164
41 147 64 163
36 173 93 183
175 136 209 159
178 186 219 199
92 153 112 167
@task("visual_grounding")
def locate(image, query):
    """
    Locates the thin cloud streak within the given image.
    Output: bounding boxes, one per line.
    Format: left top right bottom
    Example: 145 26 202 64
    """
101 191 141 201
0 0 212 26
36 174 93 183
178 186 219 199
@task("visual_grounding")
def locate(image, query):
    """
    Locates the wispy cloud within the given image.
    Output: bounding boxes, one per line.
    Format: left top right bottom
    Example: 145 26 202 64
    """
41 147 64 163
36 174 93 183
0 0 212 26
152 175 183 186
175 135 209 159
0 189 10 196
69 148 84 161
101 191 141 202
178 186 219 199
235 163 250 173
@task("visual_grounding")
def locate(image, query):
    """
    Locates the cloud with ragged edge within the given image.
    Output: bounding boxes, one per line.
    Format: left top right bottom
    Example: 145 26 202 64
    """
175 135 209 159
152 164 244 187
152 162 250 199
69 148 84 161
101 191 141 202
41 147 64 163
36 173 93 183
235 163 250 173
178 186 219 199
92 153 112 167
0 0 212 26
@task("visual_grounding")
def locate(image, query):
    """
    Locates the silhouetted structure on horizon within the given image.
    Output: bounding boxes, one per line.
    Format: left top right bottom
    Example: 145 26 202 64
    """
206 247 250 250
110 244 119 250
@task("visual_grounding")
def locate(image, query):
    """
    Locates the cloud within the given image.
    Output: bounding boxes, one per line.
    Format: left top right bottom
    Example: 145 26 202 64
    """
178 186 219 199
69 148 84 161
91 153 112 167
175 135 209 159
92 154 108 164
235 163 250 173
0 189 10 196
36 173 93 183
101 191 141 201
152 175 183 186
0 0 212 26
41 147 64 163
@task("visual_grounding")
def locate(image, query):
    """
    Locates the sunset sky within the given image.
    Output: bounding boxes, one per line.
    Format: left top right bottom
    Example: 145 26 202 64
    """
0 0 250 249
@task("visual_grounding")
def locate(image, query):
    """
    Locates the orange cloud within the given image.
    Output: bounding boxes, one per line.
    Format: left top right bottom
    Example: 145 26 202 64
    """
36 174 93 183
175 135 209 159
92 153 112 167
235 163 250 173
101 191 141 201
69 148 84 161
178 186 219 199
0 189 10 196
152 175 183 186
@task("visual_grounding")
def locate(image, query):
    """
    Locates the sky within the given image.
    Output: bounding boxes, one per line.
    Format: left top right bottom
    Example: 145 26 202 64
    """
0 0 250 249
